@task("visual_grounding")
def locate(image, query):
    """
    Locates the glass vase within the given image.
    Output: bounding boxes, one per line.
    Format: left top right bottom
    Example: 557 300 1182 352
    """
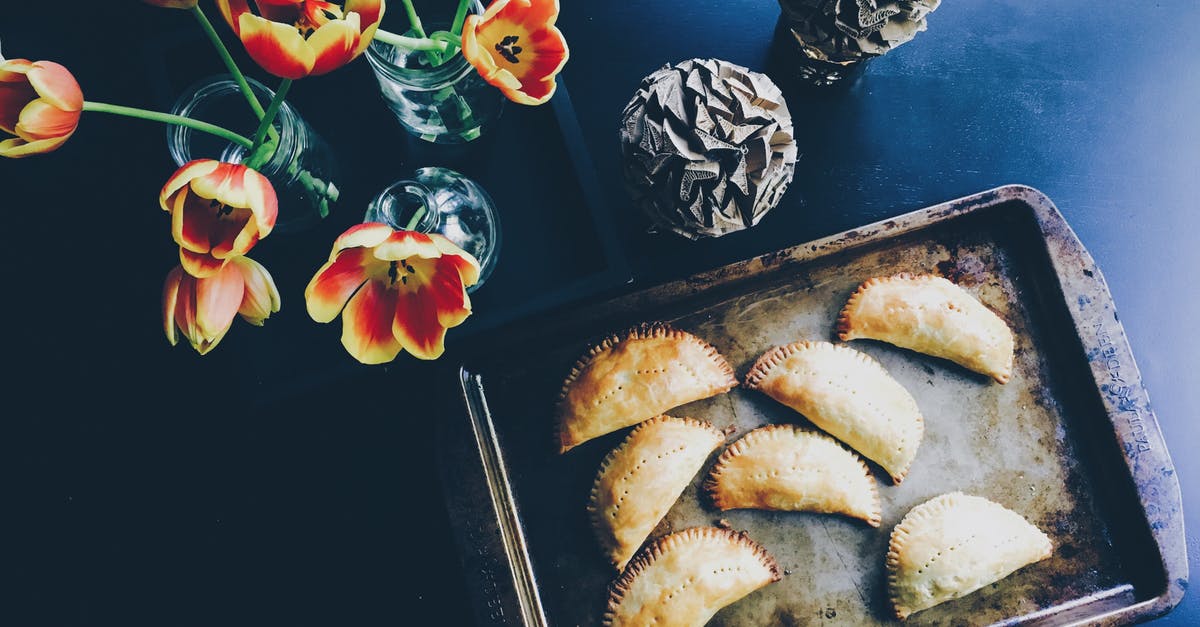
365 167 501 291
365 29 504 143
167 75 341 232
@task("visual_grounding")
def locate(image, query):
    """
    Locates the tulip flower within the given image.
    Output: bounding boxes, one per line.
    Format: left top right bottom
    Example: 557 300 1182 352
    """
216 0 386 79
305 223 480 364
0 58 83 158
462 0 568 106
163 256 281 355
160 159 278 278
142 0 199 8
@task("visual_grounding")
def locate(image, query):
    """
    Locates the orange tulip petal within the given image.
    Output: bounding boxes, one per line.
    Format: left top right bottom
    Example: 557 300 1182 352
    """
232 256 281 325
214 211 257 258
173 190 217 253
160 160 221 211
373 230 442 261
425 256 473 328
0 59 35 83
26 61 83 112
393 284 449 360
347 0 385 55
0 133 70 158
332 222 394 257
241 167 278 236
428 234 482 287
15 99 80 140
215 0 249 34
180 247 227 279
341 279 403 364
162 265 185 346
307 16 361 76
188 161 243 204
194 261 245 340
238 12 316 79
0 80 37 134
305 247 371 323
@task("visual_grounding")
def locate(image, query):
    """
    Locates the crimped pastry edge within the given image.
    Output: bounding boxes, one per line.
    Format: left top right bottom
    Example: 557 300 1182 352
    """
836 273 1015 384
702 424 882 527
555 322 738 454
587 415 727 570
886 492 1054 620
602 526 782 626
741 341 924 484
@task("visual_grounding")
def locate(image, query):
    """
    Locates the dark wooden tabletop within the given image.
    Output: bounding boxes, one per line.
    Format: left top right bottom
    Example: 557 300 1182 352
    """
2 1 1196 625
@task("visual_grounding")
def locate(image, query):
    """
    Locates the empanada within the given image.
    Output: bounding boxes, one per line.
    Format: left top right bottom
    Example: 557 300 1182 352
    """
837 273 1015 384
887 492 1053 620
704 425 881 526
589 416 727 570
557 324 737 453
744 341 924 483
604 527 780 627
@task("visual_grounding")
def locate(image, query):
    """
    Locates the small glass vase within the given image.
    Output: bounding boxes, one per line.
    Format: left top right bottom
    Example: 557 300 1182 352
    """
365 33 504 143
167 75 341 232
365 167 501 291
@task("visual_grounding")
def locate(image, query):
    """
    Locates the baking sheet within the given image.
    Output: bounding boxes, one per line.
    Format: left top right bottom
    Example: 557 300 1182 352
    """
437 186 1186 626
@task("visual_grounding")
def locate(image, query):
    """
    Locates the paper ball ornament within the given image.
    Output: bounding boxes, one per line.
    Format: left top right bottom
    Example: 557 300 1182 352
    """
619 58 798 240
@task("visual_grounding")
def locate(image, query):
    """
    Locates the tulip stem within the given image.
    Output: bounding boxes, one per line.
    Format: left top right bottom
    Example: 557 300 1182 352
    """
449 0 473 50
81 101 253 149
373 29 452 52
398 0 443 65
189 3 279 144
405 206 427 231
248 78 292 161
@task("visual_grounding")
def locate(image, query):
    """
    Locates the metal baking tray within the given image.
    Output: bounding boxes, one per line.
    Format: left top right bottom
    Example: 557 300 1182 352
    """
436 186 1187 626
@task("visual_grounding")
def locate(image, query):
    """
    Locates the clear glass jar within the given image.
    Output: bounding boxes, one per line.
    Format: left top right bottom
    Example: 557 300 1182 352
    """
365 34 504 143
167 75 341 232
365 167 501 291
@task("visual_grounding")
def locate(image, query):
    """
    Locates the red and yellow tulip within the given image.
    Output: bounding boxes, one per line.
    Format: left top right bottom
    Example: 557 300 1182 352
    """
462 0 568 106
160 159 278 278
216 0 385 79
163 256 281 355
0 59 83 158
305 223 480 364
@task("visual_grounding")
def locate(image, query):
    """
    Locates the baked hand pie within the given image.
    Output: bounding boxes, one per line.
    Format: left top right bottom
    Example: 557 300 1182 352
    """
888 492 1053 620
557 323 737 453
837 273 1015 384
589 416 727 570
744 341 924 483
604 527 780 627
704 425 881 527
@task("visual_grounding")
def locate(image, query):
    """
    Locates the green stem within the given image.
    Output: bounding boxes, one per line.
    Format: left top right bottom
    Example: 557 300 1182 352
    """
398 0 442 65
450 0 472 47
81 101 253 149
398 0 428 38
404 206 427 231
250 78 291 151
429 31 462 48
373 29 452 52
190 4 279 144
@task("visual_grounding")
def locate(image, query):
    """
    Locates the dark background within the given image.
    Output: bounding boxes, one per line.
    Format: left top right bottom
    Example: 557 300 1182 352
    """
2 1 1197 625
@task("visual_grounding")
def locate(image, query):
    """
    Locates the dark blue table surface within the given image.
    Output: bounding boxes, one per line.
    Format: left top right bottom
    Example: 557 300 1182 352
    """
2 1 1196 625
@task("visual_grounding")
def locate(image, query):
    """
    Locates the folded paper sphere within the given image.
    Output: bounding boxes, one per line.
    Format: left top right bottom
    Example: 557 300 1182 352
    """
619 58 798 240
779 0 941 63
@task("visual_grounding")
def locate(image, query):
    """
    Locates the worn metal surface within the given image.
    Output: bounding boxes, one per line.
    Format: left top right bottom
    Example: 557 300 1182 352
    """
438 186 1186 626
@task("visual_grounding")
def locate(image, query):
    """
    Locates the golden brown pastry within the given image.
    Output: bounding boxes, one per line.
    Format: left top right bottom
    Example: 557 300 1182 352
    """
604 527 780 627
704 425 881 526
888 492 1053 620
837 273 1015 383
557 323 737 453
744 341 924 483
589 416 727 570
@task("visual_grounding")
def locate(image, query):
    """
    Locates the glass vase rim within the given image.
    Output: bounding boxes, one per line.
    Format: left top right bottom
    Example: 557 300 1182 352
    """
365 40 474 87
166 74 300 179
